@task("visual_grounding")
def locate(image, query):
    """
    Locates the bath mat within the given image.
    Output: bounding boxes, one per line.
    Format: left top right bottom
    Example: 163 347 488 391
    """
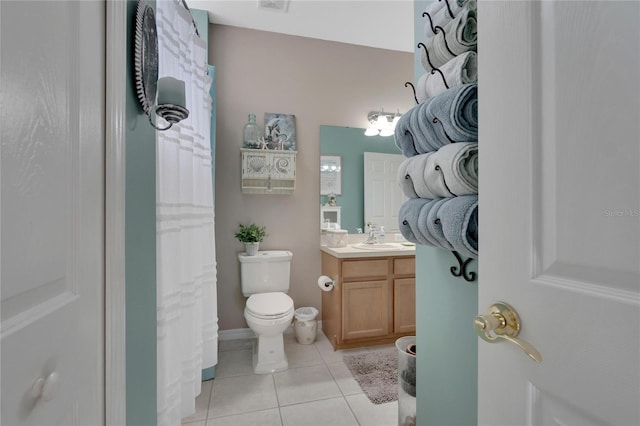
343 349 398 404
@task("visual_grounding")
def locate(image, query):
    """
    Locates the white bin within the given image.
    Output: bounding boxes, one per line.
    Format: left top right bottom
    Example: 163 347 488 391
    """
294 307 319 344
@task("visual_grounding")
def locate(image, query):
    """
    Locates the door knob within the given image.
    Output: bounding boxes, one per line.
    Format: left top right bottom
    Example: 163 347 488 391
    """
474 301 543 363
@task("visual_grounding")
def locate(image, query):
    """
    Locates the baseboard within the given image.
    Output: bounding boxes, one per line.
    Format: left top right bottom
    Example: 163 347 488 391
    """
218 328 255 341
218 320 323 340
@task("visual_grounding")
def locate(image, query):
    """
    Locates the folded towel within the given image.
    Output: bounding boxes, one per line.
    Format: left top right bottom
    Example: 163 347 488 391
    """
420 4 477 73
416 83 478 150
397 159 419 198
398 198 433 245
416 198 443 247
437 194 478 258
432 142 478 195
398 152 450 199
416 51 478 102
393 108 420 157
424 0 476 39
426 198 456 251
398 142 478 199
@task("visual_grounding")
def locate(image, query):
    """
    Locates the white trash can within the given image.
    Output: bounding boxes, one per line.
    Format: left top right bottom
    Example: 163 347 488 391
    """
293 307 319 344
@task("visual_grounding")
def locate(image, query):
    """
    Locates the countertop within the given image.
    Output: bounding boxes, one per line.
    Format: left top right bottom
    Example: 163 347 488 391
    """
320 243 416 259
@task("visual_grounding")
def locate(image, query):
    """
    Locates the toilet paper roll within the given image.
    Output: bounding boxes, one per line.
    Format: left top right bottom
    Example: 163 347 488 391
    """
317 275 334 292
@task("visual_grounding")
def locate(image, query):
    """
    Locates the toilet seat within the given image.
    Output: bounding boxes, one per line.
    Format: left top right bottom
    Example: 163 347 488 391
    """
245 292 294 320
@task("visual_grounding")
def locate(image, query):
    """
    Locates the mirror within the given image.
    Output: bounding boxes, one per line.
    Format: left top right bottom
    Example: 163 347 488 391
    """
319 125 403 233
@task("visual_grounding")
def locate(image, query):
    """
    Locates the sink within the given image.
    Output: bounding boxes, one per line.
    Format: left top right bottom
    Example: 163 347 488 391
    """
352 243 407 251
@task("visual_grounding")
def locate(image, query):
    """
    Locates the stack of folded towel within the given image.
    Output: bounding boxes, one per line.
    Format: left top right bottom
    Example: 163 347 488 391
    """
395 16 480 258
399 196 478 259
423 0 476 34
420 4 477 74
394 83 477 157
398 142 478 199
418 0 478 101
416 51 477 102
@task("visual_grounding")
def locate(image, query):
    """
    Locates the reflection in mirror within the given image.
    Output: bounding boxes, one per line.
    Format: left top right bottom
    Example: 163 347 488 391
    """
320 125 403 233
320 155 342 195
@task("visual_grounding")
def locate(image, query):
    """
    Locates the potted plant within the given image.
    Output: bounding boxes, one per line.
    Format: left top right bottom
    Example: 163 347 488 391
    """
235 223 268 256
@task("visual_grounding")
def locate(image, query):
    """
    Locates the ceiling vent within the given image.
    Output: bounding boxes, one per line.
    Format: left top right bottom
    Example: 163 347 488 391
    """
257 0 289 13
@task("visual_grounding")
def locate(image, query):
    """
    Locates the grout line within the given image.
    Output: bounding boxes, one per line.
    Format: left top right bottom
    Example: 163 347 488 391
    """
271 373 284 425
205 380 213 422
343 394 363 426
277 394 351 409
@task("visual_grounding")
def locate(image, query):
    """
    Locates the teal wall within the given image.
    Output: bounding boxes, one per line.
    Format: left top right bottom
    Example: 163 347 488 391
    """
126 0 157 424
319 125 401 233
414 1 478 425
192 9 208 42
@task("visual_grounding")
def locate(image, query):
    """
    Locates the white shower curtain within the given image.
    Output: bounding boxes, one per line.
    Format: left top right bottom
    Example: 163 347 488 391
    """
155 1 218 424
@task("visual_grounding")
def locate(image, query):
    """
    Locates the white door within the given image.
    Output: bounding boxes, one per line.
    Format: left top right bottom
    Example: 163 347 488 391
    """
364 152 406 232
478 1 639 425
1 1 105 425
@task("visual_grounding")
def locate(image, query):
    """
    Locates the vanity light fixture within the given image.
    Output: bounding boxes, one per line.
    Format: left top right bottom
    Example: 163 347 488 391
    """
364 108 402 137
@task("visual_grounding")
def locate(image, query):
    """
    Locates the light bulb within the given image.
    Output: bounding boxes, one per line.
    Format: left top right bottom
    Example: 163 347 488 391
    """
364 127 379 136
379 128 394 137
375 114 388 130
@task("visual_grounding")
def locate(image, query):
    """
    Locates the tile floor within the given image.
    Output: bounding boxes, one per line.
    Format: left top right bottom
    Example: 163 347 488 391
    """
182 328 398 426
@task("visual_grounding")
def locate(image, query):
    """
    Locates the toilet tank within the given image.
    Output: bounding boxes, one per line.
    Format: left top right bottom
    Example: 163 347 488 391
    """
238 250 292 296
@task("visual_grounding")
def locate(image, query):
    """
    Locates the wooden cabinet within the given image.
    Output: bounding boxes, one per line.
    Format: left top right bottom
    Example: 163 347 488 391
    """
393 278 416 334
342 280 389 340
321 252 415 349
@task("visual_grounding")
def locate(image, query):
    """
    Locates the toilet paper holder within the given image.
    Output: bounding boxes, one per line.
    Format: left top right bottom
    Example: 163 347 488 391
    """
317 275 337 291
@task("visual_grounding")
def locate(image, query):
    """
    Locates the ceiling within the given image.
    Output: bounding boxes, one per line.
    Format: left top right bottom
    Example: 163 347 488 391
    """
186 0 414 53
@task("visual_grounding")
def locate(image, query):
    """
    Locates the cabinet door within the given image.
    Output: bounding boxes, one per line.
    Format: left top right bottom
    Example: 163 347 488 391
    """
243 151 269 178
342 280 389 340
270 151 296 179
393 278 416 334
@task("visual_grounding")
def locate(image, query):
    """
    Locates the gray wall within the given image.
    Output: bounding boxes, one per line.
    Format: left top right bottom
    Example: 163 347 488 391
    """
209 25 414 330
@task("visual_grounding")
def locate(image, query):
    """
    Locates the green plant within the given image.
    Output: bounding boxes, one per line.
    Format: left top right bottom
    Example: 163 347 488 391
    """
234 223 268 243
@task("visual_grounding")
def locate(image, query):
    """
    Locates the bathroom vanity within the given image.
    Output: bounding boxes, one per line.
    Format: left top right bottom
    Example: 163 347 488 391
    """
320 245 416 350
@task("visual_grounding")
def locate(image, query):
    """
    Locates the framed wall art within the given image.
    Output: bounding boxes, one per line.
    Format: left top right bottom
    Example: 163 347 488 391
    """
264 113 296 151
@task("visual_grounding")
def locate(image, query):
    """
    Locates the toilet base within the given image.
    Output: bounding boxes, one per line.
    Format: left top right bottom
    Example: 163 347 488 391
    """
252 333 289 374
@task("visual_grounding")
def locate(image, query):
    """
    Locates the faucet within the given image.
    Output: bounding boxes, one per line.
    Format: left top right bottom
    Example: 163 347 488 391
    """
363 222 378 244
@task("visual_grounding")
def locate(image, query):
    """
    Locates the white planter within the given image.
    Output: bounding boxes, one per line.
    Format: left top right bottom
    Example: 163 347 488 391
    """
244 242 259 256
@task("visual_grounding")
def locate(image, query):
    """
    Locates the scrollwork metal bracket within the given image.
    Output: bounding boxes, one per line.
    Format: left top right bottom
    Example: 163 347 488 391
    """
450 251 476 282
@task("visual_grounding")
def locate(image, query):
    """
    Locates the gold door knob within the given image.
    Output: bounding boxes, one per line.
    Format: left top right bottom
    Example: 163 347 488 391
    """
474 301 543 363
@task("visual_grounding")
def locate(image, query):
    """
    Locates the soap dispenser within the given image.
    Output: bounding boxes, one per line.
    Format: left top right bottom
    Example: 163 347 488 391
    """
378 226 386 243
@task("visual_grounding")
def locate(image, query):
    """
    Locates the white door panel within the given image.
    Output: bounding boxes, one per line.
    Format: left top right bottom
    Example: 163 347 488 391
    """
364 152 406 232
478 1 639 425
1 1 105 424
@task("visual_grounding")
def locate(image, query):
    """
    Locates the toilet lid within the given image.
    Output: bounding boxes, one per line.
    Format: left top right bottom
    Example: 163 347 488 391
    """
246 292 293 317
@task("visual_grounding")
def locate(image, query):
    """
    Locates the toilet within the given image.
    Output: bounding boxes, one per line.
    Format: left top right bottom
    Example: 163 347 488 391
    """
238 250 295 374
